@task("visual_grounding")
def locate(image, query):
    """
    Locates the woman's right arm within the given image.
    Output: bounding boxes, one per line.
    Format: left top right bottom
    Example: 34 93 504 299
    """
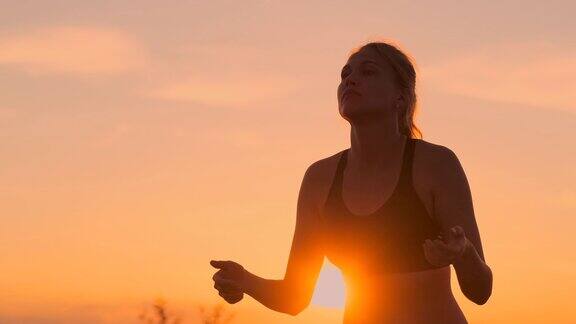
241 162 326 315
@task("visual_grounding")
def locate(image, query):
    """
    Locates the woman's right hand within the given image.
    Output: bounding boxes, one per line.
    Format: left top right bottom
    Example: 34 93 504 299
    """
211 260 246 304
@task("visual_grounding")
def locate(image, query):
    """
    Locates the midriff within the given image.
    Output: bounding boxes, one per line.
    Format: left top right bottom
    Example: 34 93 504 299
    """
342 266 468 324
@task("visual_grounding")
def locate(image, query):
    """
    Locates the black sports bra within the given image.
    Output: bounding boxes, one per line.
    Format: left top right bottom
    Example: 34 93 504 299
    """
319 137 445 276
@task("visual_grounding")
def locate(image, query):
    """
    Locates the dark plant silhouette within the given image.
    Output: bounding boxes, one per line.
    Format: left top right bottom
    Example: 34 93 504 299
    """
138 298 236 324
138 298 182 324
195 302 236 324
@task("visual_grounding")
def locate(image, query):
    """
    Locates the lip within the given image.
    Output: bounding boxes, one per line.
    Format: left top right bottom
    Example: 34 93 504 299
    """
342 89 360 101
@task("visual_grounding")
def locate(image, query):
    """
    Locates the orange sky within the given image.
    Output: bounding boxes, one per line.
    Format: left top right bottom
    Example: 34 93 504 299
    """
1 1 575 323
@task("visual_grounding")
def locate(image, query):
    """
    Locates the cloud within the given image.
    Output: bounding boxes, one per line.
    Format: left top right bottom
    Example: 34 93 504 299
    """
0 26 147 75
145 41 312 107
148 74 303 107
420 41 576 113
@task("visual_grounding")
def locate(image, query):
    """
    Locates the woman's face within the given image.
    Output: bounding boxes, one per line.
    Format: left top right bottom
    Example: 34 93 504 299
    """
337 47 400 123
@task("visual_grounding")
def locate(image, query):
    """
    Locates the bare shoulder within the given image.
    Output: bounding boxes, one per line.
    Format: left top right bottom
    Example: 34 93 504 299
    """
414 138 458 164
413 138 465 190
300 149 347 213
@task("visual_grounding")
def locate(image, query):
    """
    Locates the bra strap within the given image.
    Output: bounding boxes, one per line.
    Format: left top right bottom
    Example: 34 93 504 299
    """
326 149 348 203
398 137 415 191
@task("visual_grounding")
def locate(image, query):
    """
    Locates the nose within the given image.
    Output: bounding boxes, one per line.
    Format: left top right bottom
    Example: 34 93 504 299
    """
340 78 356 99
345 76 357 87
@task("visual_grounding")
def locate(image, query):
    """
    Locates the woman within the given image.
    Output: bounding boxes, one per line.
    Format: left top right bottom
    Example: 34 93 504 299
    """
210 41 493 323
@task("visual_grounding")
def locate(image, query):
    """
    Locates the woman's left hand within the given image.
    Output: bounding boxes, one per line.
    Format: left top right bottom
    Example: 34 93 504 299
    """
423 225 469 267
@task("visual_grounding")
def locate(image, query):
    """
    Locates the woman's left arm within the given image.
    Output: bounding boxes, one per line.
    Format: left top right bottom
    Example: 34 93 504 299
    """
431 146 493 305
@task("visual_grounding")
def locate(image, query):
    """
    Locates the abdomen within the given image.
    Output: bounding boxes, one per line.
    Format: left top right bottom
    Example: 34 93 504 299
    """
342 266 468 324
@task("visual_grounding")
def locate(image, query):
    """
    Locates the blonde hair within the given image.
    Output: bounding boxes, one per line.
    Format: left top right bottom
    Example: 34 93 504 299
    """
348 40 423 139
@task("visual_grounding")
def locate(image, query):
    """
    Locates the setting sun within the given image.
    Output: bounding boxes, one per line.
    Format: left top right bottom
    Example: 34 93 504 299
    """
311 260 346 309
1 1 575 323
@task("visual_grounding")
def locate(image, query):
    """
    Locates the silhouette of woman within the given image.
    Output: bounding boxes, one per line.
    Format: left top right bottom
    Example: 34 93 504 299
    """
211 41 493 323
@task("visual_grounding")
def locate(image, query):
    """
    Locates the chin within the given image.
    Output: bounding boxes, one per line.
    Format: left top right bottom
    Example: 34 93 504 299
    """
340 102 360 117
340 104 373 122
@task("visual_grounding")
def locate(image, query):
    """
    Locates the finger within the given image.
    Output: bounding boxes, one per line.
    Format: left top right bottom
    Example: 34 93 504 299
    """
441 228 454 243
453 226 464 238
214 281 234 292
428 239 458 264
218 289 242 300
449 227 457 239
431 238 450 251
447 226 464 241
212 270 224 281
214 267 237 279
424 239 431 249
215 282 229 293
426 239 447 253
438 240 466 262
437 240 465 259
226 295 243 304
221 291 243 304
422 241 433 254
219 289 242 298
422 241 430 256
424 239 436 252
213 268 236 282
424 240 441 262
219 290 231 299
229 292 244 302
215 280 240 293
210 260 232 269
216 278 240 290
442 234 465 250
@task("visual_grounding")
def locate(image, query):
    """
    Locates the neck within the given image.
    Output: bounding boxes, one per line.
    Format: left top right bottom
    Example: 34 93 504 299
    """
348 122 406 171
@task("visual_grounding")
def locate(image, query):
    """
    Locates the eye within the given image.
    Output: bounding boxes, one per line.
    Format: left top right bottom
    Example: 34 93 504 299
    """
340 68 374 79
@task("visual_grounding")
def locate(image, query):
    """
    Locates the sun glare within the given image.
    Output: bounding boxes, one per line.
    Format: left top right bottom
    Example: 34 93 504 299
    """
311 259 346 309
